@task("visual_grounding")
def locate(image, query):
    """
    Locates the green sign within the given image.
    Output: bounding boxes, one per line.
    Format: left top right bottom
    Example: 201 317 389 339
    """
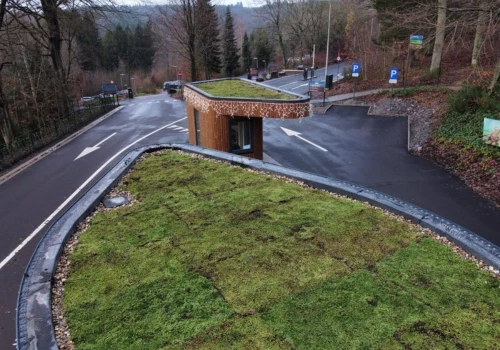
483 118 500 147
410 34 423 49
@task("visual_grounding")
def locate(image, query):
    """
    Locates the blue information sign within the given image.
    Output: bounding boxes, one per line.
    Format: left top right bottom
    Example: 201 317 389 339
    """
352 62 361 77
389 68 398 84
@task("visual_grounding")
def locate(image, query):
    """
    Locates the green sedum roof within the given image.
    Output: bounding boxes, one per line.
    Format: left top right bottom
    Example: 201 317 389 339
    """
195 79 295 100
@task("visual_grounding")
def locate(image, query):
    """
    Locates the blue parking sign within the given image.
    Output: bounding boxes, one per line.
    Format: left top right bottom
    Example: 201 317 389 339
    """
352 62 360 77
389 68 398 84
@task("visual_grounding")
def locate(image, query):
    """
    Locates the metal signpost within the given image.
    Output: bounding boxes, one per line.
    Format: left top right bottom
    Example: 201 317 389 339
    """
406 34 423 87
389 68 398 110
352 62 360 99
337 55 341 82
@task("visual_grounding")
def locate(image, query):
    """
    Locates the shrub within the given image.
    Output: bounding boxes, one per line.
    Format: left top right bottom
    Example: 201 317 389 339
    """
448 86 500 114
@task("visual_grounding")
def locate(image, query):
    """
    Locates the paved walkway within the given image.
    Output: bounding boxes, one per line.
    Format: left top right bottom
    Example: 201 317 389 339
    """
310 86 461 105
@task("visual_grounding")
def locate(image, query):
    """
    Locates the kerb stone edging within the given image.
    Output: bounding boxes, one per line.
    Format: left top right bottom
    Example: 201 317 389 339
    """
17 143 500 350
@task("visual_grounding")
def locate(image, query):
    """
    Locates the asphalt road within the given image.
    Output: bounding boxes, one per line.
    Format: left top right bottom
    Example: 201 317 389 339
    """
255 62 349 95
0 93 188 348
263 105 500 246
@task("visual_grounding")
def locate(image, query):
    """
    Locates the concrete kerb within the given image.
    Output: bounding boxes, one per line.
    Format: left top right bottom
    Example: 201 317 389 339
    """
17 143 500 350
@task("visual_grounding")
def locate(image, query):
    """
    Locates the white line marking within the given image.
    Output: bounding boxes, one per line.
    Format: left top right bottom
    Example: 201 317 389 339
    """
277 81 299 88
167 125 177 129
180 128 188 132
280 127 328 152
172 126 183 130
74 132 117 160
0 107 124 186
0 117 187 271
291 83 309 90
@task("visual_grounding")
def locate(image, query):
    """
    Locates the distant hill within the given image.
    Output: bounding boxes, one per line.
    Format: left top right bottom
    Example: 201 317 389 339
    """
96 4 261 41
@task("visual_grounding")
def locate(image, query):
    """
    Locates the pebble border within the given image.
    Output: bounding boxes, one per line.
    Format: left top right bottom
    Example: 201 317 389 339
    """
16 144 500 350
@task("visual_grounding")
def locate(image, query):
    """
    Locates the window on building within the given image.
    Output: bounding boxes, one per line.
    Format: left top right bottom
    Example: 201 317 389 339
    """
229 118 253 153
194 109 201 146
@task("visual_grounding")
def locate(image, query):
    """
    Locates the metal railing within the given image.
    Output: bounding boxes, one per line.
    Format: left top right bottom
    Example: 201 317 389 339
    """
0 96 118 171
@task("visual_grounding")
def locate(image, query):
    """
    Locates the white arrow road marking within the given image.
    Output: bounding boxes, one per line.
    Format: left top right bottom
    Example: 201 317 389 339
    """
180 128 188 132
74 132 117 160
167 125 177 129
0 117 187 271
291 83 309 90
280 127 328 152
173 126 183 130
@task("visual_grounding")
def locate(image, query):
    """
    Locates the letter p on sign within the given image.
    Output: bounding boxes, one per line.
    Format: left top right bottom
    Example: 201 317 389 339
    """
389 68 398 84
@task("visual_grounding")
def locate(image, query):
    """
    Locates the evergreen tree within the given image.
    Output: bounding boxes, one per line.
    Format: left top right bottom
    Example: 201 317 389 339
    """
222 7 240 77
75 11 101 71
195 0 221 80
139 20 155 72
250 28 273 65
101 29 119 70
114 25 130 68
127 25 139 70
241 32 251 71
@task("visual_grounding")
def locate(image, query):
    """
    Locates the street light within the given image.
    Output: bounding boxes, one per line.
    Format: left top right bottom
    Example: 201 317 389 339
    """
131 77 135 93
324 0 331 90
263 60 267 75
120 73 125 91
253 57 258 70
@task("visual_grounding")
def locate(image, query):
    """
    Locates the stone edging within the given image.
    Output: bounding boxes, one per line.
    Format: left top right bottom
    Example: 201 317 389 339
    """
16 144 500 350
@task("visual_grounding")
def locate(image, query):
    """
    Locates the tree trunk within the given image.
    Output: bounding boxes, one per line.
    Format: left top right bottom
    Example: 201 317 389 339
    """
488 57 500 94
278 33 287 69
471 2 486 67
0 0 14 147
40 0 70 117
0 72 14 146
430 0 447 73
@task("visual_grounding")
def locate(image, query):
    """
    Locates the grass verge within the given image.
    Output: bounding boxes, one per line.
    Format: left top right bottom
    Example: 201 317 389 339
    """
63 151 500 349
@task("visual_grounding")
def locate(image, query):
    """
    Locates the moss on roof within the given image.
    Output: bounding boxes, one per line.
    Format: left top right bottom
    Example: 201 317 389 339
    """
195 79 295 100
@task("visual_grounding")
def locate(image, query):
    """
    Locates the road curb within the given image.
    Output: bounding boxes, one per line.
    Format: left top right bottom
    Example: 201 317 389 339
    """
0 106 124 186
16 144 500 350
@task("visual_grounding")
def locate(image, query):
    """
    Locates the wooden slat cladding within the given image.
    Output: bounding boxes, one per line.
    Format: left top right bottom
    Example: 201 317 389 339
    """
184 88 310 120
185 83 308 160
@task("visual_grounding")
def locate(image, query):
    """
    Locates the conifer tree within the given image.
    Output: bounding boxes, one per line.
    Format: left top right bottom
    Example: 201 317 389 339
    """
195 0 221 80
241 32 251 71
75 11 101 71
222 7 240 77
101 30 119 70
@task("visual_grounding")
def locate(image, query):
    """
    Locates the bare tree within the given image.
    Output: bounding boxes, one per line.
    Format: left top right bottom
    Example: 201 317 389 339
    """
255 0 288 67
430 0 447 73
0 0 14 146
155 0 197 81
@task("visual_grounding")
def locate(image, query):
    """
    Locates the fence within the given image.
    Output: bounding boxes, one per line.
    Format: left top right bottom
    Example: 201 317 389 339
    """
0 97 118 171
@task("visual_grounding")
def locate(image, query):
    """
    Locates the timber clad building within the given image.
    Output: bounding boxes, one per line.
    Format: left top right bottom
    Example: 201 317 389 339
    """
184 79 311 160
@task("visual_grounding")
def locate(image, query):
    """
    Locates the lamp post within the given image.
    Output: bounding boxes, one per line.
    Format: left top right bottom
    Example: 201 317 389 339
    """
263 60 267 76
253 57 258 70
120 73 125 91
131 77 135 93
324 0 331 89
